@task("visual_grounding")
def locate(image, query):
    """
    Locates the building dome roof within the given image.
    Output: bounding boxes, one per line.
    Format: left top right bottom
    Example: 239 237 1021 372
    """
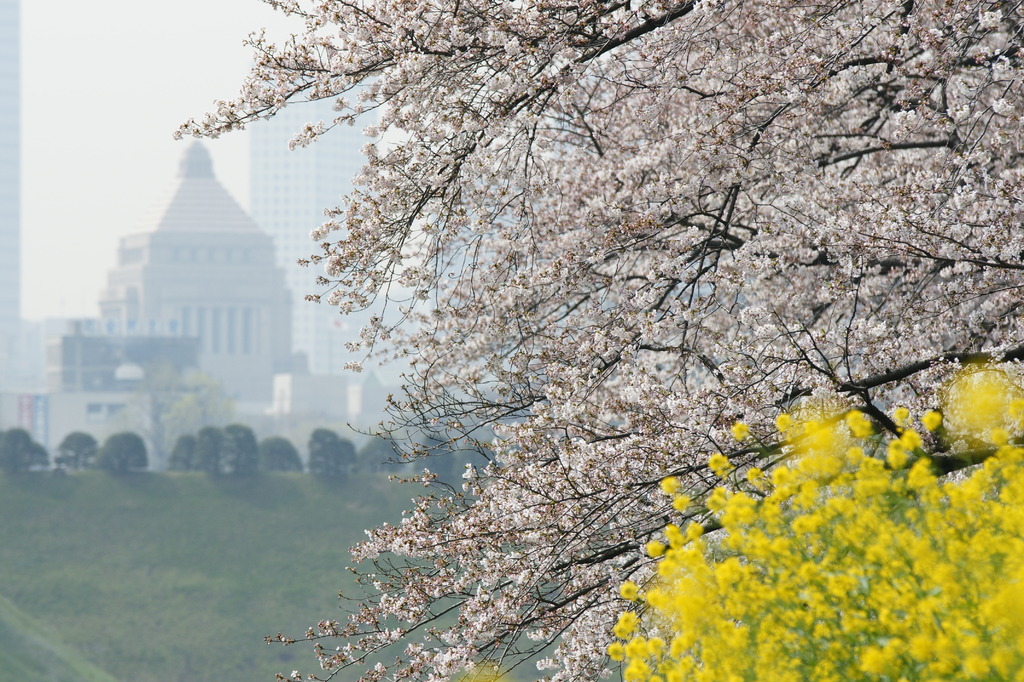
153 143 262 234
179 142 215 179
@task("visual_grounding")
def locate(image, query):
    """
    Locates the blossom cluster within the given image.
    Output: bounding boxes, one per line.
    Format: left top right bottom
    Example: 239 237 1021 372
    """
612 368 1024 681
185 0 1024 679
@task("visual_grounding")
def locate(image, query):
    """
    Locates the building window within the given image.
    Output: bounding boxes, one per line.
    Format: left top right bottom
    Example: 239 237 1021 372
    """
227 308 237 354
211 308 221 354
242 308 253 354
182 307 192 337
197 307 207 352
255 308 262 353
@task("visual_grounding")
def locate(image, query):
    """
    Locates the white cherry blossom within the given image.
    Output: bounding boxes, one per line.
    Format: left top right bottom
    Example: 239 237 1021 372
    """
187 1 1024 680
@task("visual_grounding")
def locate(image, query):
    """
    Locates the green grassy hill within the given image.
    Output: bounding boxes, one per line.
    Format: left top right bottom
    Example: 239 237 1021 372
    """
0 471 413 682
0 592 121 682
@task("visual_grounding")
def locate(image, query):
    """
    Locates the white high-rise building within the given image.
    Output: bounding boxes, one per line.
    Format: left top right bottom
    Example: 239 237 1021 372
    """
250 101 368 376
0 0 19 331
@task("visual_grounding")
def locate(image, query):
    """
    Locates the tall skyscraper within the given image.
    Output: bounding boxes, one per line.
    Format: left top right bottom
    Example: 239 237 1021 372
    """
0 0 19 331
250 100 368 376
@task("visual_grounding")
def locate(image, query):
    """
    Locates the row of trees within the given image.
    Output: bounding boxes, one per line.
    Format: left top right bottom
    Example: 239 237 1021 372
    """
1 429 147 474
168 424 262 475
53 431 148 473
2 427 393 478
169 427 361 477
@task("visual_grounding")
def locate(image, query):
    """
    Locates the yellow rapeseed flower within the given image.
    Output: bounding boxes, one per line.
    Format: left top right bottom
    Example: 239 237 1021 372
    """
613 611 638 639
893 406 910 427
886 439 909 469
845 410 873 438
623 658 651 682
684 522 704 542
900 428 923 451
665 524 684 549
660 476 680 495
943 365 1023 441
645 540 666 557
624 636 648 659
610 377 1024 681
922 410 943 431
708 453 731 478
906 459 936 489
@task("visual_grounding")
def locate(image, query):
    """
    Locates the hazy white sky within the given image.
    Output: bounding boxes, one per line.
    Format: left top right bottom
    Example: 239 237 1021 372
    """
21 1 302 320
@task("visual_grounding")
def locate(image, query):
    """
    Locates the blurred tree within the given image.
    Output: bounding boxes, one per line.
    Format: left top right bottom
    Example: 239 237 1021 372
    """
56 431 98 470
164 373 234 447
168 434 198 471
124 364 235 465
195 426 226 476
128 362 181 464
338 438 356 473
357 437 398 471
308 429 355 478
223 424 259 475
259 436 303 473
0 429 49 474
97 432 148 473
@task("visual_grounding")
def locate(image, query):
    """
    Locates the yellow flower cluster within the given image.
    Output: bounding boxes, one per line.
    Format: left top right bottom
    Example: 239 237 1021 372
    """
613 367 1024 681
942 366 1024 442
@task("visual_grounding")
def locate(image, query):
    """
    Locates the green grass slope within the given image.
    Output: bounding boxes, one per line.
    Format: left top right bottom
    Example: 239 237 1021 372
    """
0 471 412 682
0 592 122 682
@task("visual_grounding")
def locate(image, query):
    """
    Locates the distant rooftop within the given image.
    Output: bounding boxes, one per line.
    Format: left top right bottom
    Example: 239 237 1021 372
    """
179 141 215 179
152 142 261 234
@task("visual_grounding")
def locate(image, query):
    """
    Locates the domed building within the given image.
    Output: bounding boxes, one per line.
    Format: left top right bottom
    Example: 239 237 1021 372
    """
98 143 292 408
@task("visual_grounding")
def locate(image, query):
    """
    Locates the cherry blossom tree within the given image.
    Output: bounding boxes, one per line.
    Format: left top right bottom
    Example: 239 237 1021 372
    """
182 0 1024 680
